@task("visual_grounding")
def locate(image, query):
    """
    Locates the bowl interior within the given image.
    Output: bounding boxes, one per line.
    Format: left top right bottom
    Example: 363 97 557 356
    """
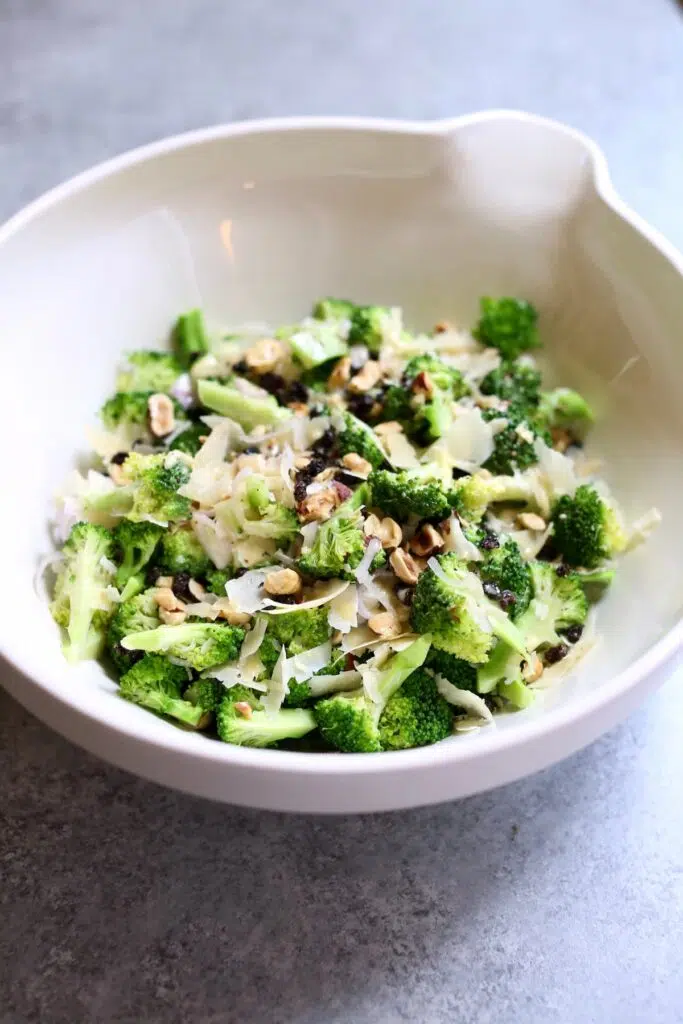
1 116 683 754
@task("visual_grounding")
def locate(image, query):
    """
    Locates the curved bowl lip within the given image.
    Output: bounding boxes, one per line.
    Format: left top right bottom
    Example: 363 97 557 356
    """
2 108 683 780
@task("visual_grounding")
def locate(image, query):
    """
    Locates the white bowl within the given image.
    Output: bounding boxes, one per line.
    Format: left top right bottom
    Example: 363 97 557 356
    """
2 111 683 813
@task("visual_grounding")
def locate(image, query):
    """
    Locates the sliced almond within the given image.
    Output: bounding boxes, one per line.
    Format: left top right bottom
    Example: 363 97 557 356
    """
374 420 404 436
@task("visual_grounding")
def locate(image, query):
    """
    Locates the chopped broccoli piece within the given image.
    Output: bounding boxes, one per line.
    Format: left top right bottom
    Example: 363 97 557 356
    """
50 522 116 663
479 537 532 620
113 519 164 589
119 573 146 602
168 422 206 456
116 350 183 394
473 297 540 359
336 412 387 469
403 355 469 400
347 305 391 355
157 526 211 577
197 378 292 429
378 668 454 750
482 408 550 476
284 650 349 707
240 475 299 545
424 648 478 691
205 568 233 596
121 622 244 671
106 588 160 673
378 385 413 423
84 452 192 525
312 297 356 322
571 566 615 602
480 360 542 417
288 322 347 370
216 690 316 748
516 561 588 650
552 485 627 568
184 677 222 712
314 635 432 752
262 607 331 655
118 655 206 728
452 472 536 523
369 465 457 522
410 552 529 664
537 387 594 436
298 486 384 580
100 391 185 432
172 309 210 369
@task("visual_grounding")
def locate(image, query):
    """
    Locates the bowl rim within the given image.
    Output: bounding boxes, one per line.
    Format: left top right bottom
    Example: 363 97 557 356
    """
2 109 683 779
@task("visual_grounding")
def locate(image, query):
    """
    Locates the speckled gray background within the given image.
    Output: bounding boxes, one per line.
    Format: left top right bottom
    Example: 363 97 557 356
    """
2 2 683 1022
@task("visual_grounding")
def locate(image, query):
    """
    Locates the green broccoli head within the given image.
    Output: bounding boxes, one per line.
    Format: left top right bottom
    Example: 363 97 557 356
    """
297 489 384 581
369 465 457 522
410 552 529 664
336 412 387 469
537 387 594 436
205 567 233 596
121 621 245 671
216 689 316 748
475 640 534 709
347 305 391 355
473 297 540 359
113 519 164 589
116 350 183 393
183 677 223 713
100 390 186 432
312 297 356 322
157 526 211 577
106 587 160 673
424 648 478 691
241 475 299 546
480 360 542 417
196 378 292 429
172 309 210 369
262 607 331 654
479 537 532 620
168 422 206 456
481 407 551 476
288 322 347 370
403 354 469 400
378 385 413 424
452 472 537 524
552 485 627 568
118 654 207 728
85 452 192 525
314 636 432 752
378 668 454 750
284 650 348 707
516 561 588 650
50 522 116 663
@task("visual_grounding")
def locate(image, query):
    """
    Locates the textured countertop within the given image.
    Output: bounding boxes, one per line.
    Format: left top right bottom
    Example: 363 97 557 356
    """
2 3 683 1022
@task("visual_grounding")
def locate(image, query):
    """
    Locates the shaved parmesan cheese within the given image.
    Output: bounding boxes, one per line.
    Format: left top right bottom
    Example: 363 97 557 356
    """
226 568 270 613
54 469 118 537
382 430 420 469
241 616 268 660
444 514 483 561
86 422 146 461
515 422 535 444
305 670 361 697
328 583 359 633
192 512 232 569
299 521 319 552
509 525 553 561
533 439 578 498
194 418 240 469
288 641 332 682
99 555 117 575
261 644 289 714
626 507 662 552
432 407 496 470
263 578 349 613
355 538 382 587
434 674 494 723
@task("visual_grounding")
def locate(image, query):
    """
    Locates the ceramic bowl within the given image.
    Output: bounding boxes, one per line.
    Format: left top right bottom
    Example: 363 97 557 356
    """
2 111 683 813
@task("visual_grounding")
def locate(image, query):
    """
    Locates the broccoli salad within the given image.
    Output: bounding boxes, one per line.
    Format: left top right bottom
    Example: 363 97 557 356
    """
45 296 659 752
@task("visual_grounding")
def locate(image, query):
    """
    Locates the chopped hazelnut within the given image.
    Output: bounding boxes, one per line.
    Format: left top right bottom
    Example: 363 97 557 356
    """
364 514 403 549
244 338 285 374
341 452 373 477
348 360 381 393
409 524 444 557
327 356 352 390
389 549 420 585
264 568 302 596
148 393 176 438
368 612 400 637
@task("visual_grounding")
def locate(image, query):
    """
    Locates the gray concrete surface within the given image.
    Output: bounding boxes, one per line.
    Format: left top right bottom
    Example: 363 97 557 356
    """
2 2 683 1022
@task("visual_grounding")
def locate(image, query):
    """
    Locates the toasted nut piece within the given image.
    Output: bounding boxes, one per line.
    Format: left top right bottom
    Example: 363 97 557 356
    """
188 579 207 601
368 611 400 637
348 359 381 393
327 356 352 390
213 598 252 626
159 608 187 626
108 462 127 486
411 371 434 399
341 452 373 477
517 512 547 532
155 576 174 589
477 393 508 412
551 427 572 453
244 337 285 374
364 514 402 549
288 402 309 416
148 393 176 438
298 488 340 522
314 466 337 483
409 524 445 557
390 548 420 585
434 320 452 334
374 420 403 436
522 653 544 683
234 701 253 719
294 454 312 470
154 587 185 612
264 568 302 596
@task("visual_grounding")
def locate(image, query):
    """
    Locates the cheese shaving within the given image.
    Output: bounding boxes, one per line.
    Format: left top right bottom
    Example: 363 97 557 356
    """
434 674 494 723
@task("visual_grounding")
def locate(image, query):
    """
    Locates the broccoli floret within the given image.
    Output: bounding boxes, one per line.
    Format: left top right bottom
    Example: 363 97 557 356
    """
113 520 164 589
312 297 356 322
84 452 192 525
336 412 387 469
258 632 281 677
298 486 383 581
410 552 529 664
571 566 616 602
537 387 594 436
121 622 244 671
168 422 206 456
184 677 222 712
241 475 299 546
172 309 210 369
480 360 542 417
119 573 146 602
424 648 478 690
475 640 534 709
100 391 185 432
378 385 413 424
50 522 116 663
369 465 457 522
116 351 183 393
516 561 588 650
284 650 349 707
473 297 540 359
118 655 207 728
205 568 233 596
479 537 532 620
106 588 160 673
216 690 316 747
552 485 627 568
378 668 454 750
197 378 292 428
403 355 469 400
288 322 347 370
481 408 550 476
347 305 391 355
452 472 537 523
262 607 331 654
157 526 211 577
314 635 432 752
